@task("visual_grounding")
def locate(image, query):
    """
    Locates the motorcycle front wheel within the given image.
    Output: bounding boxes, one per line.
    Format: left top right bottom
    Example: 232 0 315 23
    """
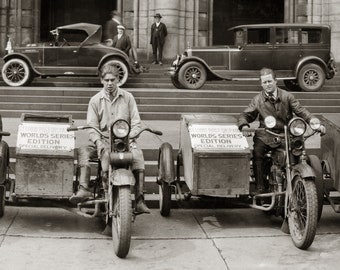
288 176 318 250
111 186 132 258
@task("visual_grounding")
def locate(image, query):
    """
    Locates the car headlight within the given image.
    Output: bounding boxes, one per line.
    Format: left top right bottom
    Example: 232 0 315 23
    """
309 117 321 130
112 120 130 138
288 118 306 136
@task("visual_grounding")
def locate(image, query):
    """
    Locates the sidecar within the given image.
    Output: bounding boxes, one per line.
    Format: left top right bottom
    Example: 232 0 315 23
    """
7 113 75 204
157 114 253 216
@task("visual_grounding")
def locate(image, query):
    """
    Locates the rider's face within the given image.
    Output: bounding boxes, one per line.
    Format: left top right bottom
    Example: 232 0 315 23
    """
101 74 118 94
261 74 277 94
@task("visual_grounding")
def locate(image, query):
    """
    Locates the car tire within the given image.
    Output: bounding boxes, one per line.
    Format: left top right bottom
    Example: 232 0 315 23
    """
297 63 325 92
283 79 301 91
103 59 128 87
178 61 207 90
1 58 33 87
171 73 184 89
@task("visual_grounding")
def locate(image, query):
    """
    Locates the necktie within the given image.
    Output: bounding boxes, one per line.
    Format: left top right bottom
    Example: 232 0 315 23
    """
268 93 276 103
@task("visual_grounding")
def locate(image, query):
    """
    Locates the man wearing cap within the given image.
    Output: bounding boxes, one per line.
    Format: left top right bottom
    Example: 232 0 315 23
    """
238 67 326 194
150 13 167 65
103 10 121 46
112 25 131 55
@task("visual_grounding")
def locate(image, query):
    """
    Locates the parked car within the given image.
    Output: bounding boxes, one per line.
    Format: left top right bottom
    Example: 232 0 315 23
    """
169 23 337 91
1 23 135 87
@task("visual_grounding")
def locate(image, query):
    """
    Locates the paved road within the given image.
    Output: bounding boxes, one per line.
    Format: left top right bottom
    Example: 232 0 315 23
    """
1 203 340 270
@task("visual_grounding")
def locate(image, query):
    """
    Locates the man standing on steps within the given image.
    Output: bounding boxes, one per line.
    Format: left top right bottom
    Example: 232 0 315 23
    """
102 10 121 46
69 63 150 214
150 13 167 66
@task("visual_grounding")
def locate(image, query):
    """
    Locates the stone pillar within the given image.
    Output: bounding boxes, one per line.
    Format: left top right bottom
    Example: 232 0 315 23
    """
307 0 340 62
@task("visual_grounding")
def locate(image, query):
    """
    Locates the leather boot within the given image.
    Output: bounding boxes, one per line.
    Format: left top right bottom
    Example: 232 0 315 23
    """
69 166 92 204
133 169 150 214
253 161 266 194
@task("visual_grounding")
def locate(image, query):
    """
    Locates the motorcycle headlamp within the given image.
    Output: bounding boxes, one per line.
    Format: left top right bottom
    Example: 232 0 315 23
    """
309 117 321 130
112 120 130 138
288 118 306 136
264 116 276 129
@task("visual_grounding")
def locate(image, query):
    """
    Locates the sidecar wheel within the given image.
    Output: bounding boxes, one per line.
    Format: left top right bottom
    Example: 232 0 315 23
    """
288 176 318 250
157 143 175 217
0 185 5 217
111 186 132 258
308 155 324 221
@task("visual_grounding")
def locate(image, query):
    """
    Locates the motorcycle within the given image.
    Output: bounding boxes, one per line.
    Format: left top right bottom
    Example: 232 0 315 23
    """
157 114 324 250
68 120 162 258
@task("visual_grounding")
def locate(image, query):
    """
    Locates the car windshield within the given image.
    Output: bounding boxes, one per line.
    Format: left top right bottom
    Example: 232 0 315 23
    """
234 30 244 46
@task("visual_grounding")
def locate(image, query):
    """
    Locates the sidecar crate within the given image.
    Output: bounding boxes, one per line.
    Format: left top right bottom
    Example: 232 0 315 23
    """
15 114 75 198
180 115 251 197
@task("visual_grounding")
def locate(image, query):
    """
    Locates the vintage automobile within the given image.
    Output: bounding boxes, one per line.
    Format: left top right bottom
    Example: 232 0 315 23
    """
1 23 134 87
169 23 337 91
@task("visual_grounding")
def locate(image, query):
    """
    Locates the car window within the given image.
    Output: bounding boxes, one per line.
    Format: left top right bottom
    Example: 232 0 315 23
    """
59 30 88 45
247 28 270 44
234 30 244 46
275 28 299 44
301 28 322 44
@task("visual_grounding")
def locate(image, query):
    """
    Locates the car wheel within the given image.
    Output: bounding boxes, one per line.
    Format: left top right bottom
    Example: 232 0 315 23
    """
297 63 325 92
1 58 33 87
178 61 207 90
283 79 301 91
171 73 184 89
104 59 128 87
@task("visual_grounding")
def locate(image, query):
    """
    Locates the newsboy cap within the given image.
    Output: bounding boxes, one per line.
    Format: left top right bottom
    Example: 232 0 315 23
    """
154 13 162 18
117 24 125 30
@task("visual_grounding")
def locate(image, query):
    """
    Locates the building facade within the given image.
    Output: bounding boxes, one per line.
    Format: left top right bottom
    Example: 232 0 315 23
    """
1 0 339 61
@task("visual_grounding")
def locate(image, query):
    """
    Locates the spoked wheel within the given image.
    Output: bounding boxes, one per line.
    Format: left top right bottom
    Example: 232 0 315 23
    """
1 58 34 86
178 61 207 89
111 186 132 258
0 185 5 217
157 142 175 217
104 59 129 87
288 176 318 249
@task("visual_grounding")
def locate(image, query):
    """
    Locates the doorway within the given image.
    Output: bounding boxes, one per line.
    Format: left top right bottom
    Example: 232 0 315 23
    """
40 0 117 41
213 0 284 45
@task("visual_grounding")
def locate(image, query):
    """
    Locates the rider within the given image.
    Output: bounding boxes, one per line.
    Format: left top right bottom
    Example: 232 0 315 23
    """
69 63 150 214
238 67 326 194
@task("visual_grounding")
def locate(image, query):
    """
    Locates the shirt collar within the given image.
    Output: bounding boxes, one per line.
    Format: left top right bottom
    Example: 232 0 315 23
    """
263 88 280 101
99 87 123 100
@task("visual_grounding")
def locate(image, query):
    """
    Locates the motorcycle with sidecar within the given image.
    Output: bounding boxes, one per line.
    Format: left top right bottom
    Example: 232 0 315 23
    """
68 120 162 258
157 114 324 250
0 113 161 258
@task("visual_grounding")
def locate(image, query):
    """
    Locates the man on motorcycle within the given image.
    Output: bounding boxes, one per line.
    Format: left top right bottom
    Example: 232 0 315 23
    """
69 63 150 214
238 67 326 194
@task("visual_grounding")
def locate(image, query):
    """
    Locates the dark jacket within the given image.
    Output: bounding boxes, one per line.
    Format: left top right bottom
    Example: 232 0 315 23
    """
112 34 131 55
150 22 167 45
103 19 119 41
238 87 313 146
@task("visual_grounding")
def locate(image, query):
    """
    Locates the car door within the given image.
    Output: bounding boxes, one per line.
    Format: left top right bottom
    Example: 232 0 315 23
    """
271 27 301 77
237 27 273 71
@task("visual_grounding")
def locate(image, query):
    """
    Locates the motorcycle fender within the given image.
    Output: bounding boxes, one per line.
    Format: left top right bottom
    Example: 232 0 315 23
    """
291 163 315 180
111 168 135 186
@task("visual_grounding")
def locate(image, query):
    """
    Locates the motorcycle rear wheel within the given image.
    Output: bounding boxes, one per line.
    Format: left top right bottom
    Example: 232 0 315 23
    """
288 176 318 250
111 186 132 258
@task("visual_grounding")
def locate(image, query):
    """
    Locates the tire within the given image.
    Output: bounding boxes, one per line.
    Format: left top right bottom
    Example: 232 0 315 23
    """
288 176 318 250
297 63 325 92
0 185 5 217
111 186 132 258
178 61 207 90
170 72 184 89
283 79 301 91
2 58 33 87
158 143 175 217
308 155 324 221
104 59 129 87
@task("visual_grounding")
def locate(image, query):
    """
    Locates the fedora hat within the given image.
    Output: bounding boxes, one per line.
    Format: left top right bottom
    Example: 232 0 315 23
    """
154 13 162 18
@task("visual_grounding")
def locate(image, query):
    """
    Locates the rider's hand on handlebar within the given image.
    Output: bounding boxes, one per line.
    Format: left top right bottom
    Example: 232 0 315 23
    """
319 124 326 136
241 125 253 137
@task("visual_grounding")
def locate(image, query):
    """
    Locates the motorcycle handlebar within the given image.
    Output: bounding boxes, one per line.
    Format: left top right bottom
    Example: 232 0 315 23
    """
0 131 10 136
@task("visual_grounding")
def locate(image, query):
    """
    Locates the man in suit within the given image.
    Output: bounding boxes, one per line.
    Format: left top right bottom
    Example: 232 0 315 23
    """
112 25 131 55
103 10 121 46
150 13 167 65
